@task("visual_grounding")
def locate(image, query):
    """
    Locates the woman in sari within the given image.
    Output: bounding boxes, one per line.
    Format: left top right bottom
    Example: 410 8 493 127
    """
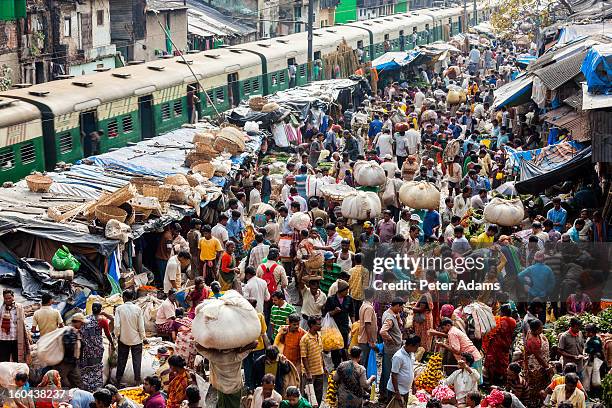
524 319 552 408
165 355 192 408
412 285 434 351
187 277 209 319
174 309 197 368
35 370 61 408
482 304 516 385
332 347 375 408
79 302 112 392
219 241 239 291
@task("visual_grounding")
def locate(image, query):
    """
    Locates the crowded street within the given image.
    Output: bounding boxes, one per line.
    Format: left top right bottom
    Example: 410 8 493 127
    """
0 1 610 408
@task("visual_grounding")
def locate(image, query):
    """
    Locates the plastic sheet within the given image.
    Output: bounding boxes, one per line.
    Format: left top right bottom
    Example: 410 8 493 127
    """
581 44 612 93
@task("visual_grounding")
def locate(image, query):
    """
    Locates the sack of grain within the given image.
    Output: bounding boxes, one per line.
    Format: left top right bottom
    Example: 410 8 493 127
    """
483 198 525 226
192 290 261 350
354 160 386 187
341 191 382 220
261 102 281 113
36 328 69 367
288 212 311 231
399 182 440 209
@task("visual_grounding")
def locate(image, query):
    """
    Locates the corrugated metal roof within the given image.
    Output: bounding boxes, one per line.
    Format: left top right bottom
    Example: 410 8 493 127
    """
185 0 256 37
546 110 590 141
564 92 584 110
533 50 587 90
541 105 573 121
146 0 188 12
589 109 612 162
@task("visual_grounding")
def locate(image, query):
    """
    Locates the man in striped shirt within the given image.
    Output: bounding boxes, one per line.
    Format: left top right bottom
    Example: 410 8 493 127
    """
300 316 325 404
269 290 296 340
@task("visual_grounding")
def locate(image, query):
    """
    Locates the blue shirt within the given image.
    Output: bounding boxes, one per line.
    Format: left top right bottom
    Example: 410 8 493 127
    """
295 174 308 200
324 129 337 151
568 226 580 242
71 389 94 408
466 176 489 195
423 210 440 238
368 119 383 138
546 207 567 232
226 217 245 239
518 262 556 298
449 123 462 139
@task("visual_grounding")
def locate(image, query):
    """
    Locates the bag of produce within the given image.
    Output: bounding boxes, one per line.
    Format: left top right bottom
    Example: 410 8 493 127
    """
288 212 311 231
36 327 69 367
483 198 524 226
354 160 386 187
321 313 344 352
341 191 382 220
0 362 29 388
399 182 440 209
51 246 81 272
192 290 261 350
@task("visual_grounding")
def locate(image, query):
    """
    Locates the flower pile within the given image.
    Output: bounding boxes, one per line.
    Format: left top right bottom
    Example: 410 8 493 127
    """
415 390 430 402
431 384 455 401
120 387 148 405
481 389 505 407
414 353 444 393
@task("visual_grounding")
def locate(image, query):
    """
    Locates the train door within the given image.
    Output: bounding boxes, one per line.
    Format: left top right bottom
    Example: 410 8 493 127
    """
186 84 200 124
80 110 98 157
399 30 405 51
139 95 154 139
227 73 240 108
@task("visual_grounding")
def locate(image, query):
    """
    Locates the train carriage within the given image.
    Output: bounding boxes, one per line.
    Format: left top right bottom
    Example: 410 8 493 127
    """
0 3 487 182
0 99 44 180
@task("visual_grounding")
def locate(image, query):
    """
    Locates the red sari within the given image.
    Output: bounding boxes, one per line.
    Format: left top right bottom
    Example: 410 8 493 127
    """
483 315 517 381
188 287 209 318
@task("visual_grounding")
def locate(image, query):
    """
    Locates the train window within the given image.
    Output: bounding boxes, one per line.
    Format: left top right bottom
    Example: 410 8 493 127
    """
384 34 389 41
215 88 224 104
252 78 260 93
244 80 251 95
0 149 15 169
161 103 171 121
122 115 134 133
20 143 36 164
206 90 214 105
271 73 278 86
107 119 119 138
59 133 72 154
299 65 306 78
173 100 183 117
279 71 286 84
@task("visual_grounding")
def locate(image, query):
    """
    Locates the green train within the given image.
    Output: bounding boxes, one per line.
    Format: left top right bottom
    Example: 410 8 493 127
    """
0 4 491 183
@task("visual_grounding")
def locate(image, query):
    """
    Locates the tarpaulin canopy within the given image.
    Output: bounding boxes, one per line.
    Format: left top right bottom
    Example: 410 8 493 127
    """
493 74 534 108
372 51 420 71
515 146 593 194
517 55 537 67
581 44 612 93
0 215 118 256
582 82 612 110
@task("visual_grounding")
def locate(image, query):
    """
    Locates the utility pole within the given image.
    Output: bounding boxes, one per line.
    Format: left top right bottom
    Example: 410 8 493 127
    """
473 0 477 26
307 0 314 82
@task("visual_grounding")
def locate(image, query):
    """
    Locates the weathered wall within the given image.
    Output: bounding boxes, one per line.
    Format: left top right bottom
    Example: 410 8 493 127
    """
133 9 187 61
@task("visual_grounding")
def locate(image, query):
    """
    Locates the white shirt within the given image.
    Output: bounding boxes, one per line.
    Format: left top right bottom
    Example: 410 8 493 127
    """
453 195 471 218
469 48 481 64
249 189 261 211
381 161 399 177
242 276 270 313
375 133 394 157
155 298 176 325
163 255 182 293
471 194 488 211
285 195 308 213
445 368 480 404
114 302 146 346
397 219 410 239
405 129 420 155
414 91 425 109
211 224 229 248
444 223 456 243
281 184 292 203
301 287 327 317
386 348 414 394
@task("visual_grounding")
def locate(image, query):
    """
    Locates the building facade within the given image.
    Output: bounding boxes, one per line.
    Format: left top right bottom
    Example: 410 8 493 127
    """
335 0 406 24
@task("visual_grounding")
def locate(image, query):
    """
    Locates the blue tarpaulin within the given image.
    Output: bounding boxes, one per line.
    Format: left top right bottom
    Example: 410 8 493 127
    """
493 74 533 108
516 55 537 67
372 51 420 71
581 44 612 93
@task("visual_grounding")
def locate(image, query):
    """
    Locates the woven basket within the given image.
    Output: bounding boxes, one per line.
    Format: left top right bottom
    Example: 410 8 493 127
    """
169 186 189 204
195 142 219 155
192 162 215 179
192 132 216 144
130 176 159 193
95 205 127 225
142 184 172 202
249 96 267 111
186 174 199 187
25 174 53 193
186 152 214 168
303 252 324 271
164 174 190 186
